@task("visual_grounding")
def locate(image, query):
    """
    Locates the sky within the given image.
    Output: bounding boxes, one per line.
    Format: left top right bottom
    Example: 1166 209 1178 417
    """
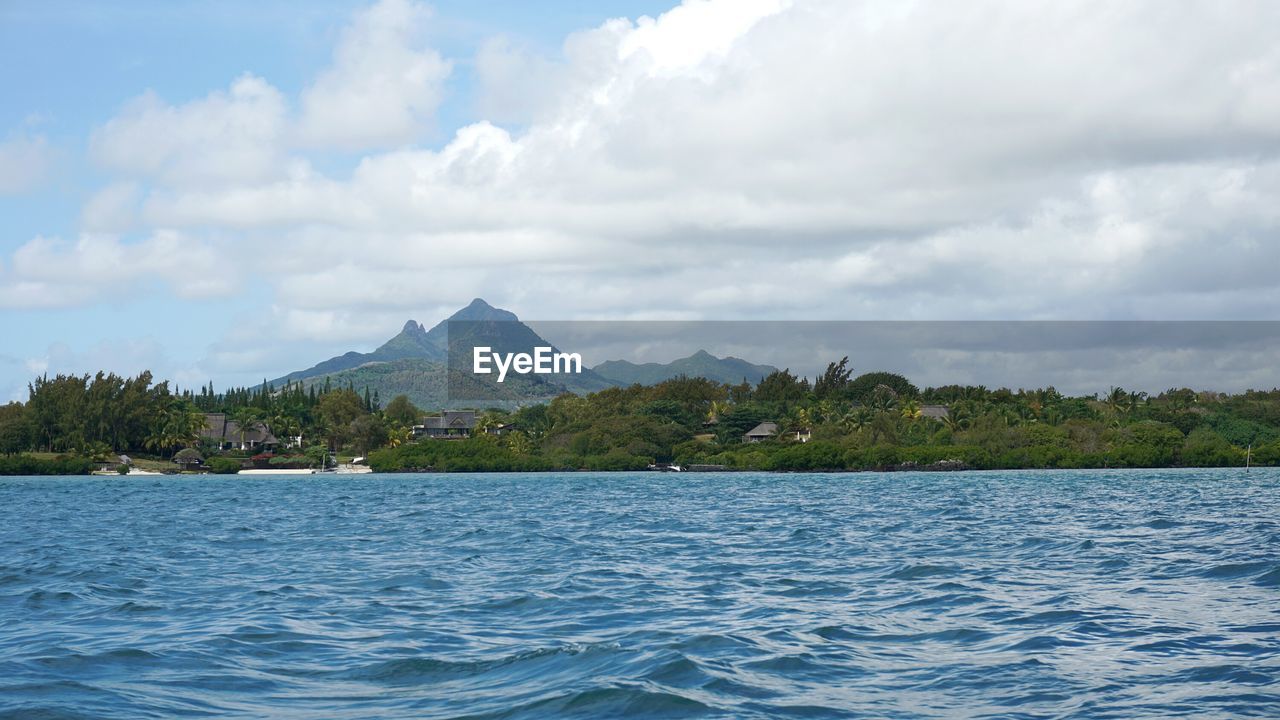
2 0 1279 401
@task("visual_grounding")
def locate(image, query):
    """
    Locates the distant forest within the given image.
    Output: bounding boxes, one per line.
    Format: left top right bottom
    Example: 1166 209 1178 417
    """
2 357 1278 474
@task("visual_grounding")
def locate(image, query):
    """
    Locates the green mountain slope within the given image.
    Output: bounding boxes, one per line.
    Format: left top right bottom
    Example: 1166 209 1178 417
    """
277 300 775 408
273 298 517 385
292 357 585 410
276 298 614 408
593 350 777 386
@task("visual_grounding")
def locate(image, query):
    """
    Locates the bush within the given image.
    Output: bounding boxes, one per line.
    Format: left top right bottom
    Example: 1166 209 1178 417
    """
765 441 845 471
0 454 94 476
581 450 652 471
208 457 243 474
369 438 556 473
1180 428 1241 467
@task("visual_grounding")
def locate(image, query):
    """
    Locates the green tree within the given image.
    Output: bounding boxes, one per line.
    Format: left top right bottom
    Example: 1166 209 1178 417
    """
316 389 366 449
383 394 421 427
755 369 809 406
0 403 35 455
813 356 853 400
848 372 918 404
349 414 389 455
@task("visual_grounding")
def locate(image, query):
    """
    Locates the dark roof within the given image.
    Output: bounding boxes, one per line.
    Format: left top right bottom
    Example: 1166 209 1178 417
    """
920 405 949 419
745 422 779 437
201 413 279 444
420 410 477 430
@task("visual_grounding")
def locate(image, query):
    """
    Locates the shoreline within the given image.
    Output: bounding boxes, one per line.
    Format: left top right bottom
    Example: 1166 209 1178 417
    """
3 464 1266 478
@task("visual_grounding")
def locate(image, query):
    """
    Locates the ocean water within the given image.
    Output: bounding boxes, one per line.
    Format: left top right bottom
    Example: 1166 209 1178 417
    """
2 470 1278 719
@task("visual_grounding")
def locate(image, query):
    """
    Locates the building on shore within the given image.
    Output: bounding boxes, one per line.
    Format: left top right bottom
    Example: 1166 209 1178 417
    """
744 422 779 443
200 413 280 451
414 410 477 439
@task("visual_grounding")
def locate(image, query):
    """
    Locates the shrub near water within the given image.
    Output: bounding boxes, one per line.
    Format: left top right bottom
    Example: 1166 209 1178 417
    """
370 437 558 473
368 436 657 473
0 455 94 475
207 458 244 474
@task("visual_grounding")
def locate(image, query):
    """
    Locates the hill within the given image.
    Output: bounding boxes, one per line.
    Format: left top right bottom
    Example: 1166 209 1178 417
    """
275 298 613 409
274 298 517 384
593 350 777 386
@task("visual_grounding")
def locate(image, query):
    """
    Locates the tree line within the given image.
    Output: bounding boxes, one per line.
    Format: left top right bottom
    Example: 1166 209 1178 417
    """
369 359 1280 472
0 371 416 465
4 359 1279 473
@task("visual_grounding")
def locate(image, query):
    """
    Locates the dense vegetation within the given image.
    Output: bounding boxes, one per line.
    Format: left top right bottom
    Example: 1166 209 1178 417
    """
371 359 1277 473
3 358 1278 474
0 371 408 474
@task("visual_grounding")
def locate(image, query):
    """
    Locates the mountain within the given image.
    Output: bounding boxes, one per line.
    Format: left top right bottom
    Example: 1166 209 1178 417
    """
275 299 777 409
274 320 439 385
593 350 778 386
274 298 522 385
273 298 613 408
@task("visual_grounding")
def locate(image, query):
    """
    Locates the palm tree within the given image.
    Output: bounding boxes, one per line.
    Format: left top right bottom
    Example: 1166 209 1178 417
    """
705 400 729 425
900 399 922 422
869 411 899 445
476 412 507 435
1106 387 1129 417
174 405 204 448
143 401 203 458
386 425 412 448
840 407 873 434
269 413 301 447
869 385 898 413
229 406 264 450
505 431 533 455
1127 390 1148 417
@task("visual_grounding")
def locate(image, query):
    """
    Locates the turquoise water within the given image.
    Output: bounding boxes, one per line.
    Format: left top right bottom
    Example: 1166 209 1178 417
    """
2 469 1278 718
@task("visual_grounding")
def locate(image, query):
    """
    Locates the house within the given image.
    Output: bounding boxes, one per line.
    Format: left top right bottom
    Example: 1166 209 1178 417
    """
414 410 477 439
744 421 779 443
486 422 516 436
920 405 950 420
793 427 812 443
201 413 280 451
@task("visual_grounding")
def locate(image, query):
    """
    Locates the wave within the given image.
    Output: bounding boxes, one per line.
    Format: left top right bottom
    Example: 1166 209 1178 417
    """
4 469 1279 718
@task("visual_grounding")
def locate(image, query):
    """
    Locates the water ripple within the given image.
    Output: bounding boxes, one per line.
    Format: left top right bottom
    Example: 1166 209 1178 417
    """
2 468 1279 718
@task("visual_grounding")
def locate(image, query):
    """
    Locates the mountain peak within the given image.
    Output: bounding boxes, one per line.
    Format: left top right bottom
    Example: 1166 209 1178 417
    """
690 349 715 359
401 320 423 334
446 298 519 323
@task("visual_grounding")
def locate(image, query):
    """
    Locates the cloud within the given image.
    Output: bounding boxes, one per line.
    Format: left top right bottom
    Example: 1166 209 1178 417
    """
0 131 54 194
531 320 1280 395
20 337 172 383
296 0 451 150
14 0 1280 386
0 231 237 309
81 182 141 233
90 74 288 187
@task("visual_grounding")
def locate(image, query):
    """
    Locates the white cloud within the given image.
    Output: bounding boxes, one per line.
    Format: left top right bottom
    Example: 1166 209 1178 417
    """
0 231 237 309
296 0 451 150
81 182 141 233
20 338 176 389
617 0 788 75
0 131 54 194
14 0 1280 383
90 74 288 186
